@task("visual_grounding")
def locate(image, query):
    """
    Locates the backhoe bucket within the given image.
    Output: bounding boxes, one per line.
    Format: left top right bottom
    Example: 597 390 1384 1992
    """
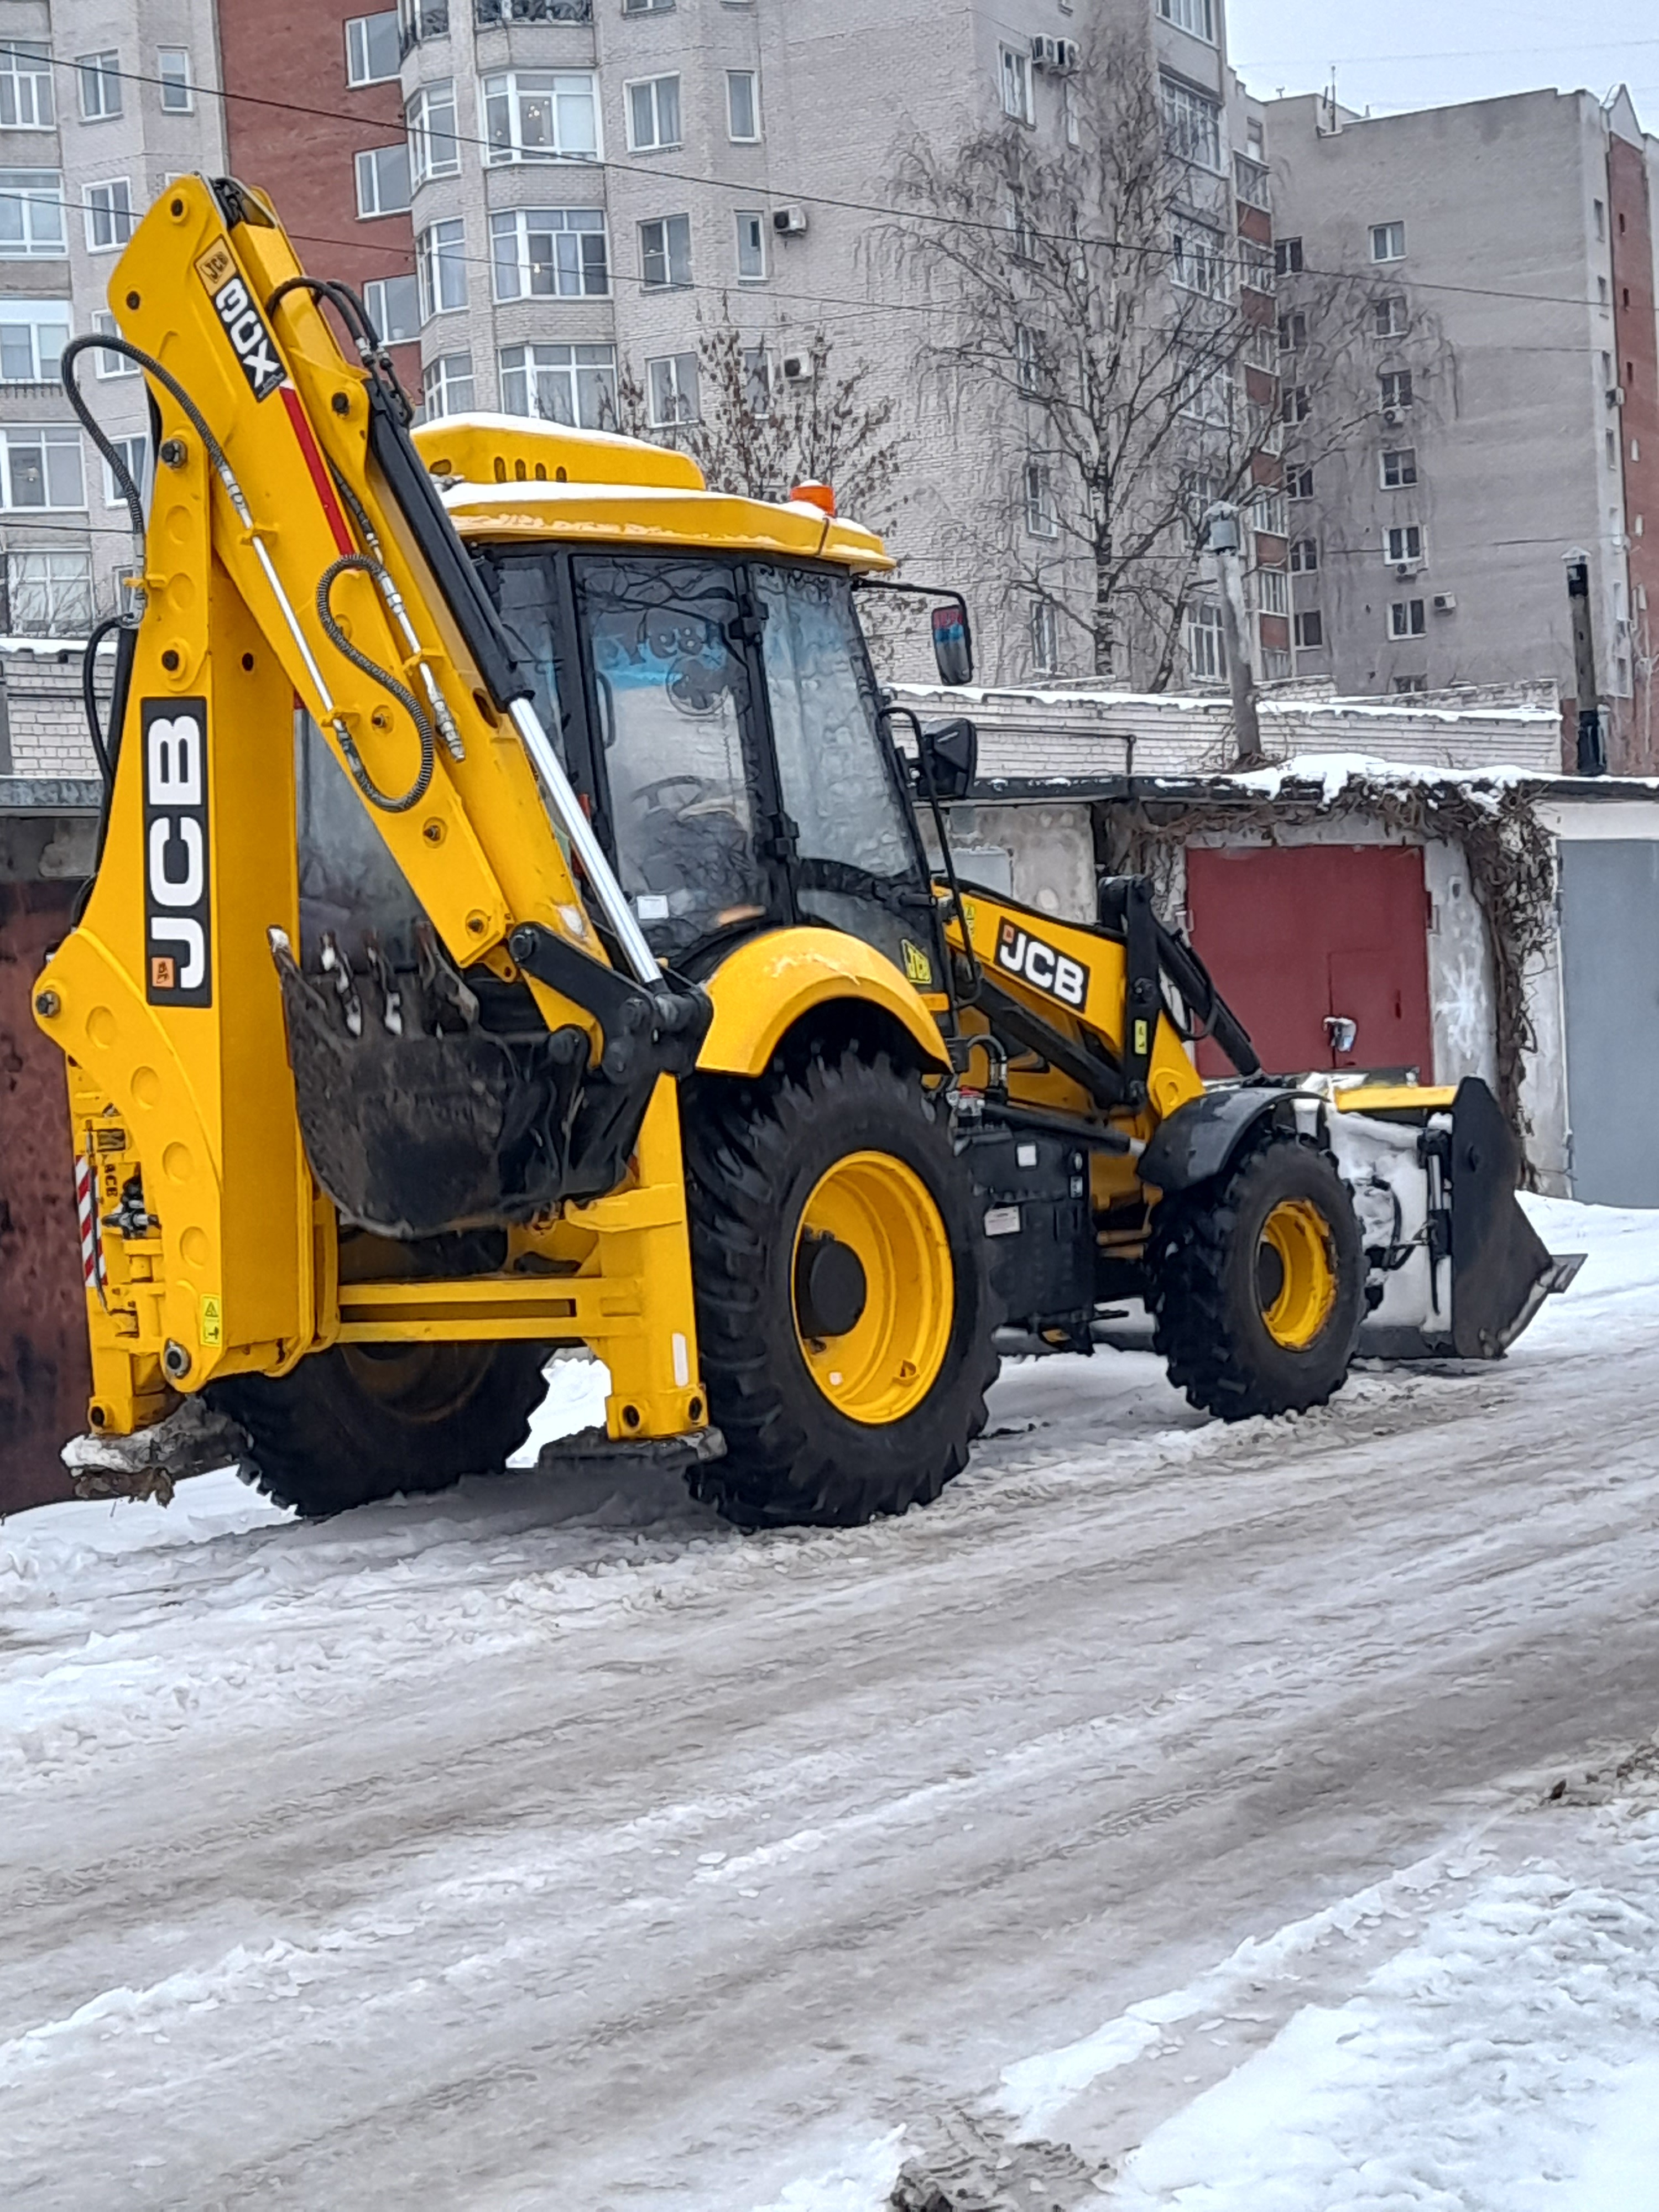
1446 1077 1583 1357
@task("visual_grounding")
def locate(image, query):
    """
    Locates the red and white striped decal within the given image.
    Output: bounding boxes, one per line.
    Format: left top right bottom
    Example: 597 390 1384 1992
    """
76 1154 106 1303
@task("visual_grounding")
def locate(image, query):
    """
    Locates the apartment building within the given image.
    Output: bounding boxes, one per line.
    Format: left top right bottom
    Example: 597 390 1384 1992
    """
0 7 224 632
1268 86 1659 773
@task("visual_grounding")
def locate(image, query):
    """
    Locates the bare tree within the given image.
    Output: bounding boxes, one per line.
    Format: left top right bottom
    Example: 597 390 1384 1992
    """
613 311 905 533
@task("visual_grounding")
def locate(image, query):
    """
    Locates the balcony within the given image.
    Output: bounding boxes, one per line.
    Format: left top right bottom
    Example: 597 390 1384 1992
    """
474 0 592 23
1234 154 1271 212
399 3 450 53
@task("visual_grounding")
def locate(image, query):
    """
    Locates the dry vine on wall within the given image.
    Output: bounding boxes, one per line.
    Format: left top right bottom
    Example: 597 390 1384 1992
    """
1103 780 1558 1157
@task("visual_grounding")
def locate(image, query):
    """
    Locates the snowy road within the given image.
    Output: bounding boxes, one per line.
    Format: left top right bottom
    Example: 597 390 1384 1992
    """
4 1197 1659 2210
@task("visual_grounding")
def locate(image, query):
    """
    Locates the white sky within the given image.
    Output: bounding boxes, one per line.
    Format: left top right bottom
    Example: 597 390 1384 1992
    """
1226 0 1658 123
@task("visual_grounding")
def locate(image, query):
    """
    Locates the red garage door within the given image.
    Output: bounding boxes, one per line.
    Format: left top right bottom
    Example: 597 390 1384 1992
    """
1185 844 1434 1081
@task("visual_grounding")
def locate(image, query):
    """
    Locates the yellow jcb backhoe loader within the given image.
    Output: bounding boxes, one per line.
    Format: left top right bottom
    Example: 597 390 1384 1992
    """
36 179 1579 1526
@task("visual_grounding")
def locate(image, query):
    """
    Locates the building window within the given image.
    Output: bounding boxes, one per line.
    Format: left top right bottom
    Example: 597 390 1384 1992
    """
1606 427 1619 470
363 273 421 343
0 423 86 509
1261 645 1292 681
1380 447 1417 488
1237 242 1274 295
646 350 698 426
735 208 766 280
1288 536 1318 573
1281 383 1310 424
158 49 192 112
483 72 601 164
1287 464 1314 500
1250 488 1288 536
1292 608 1324 649
623 0 675 11
1186 599 1225 680
1279 310 1307 351
1393 672 1428 693
1006 196 1037 262
77 52 122 121
1385 524 1423 564
500 341 617 429
1593 198 1605 242
1000 45 1034 125
1389 597 1426 638
0 300 69 383
1161 76 1222 170
1275 236 1303 275
103 432 150 510
491 207 608 300
409 82 461 182
1016 324 1040 395
86 180 135 252
1379 369 1413 411
1370 221 1406 262
1031 598 1060 674
420 351 474 421
345 12 400 87
92 309 138 375
627 74 681 152
1157 0 1217 41
1374 294 1407 338
7 549 93 633
1024 460 1057 538
0 43 54 129
355 144 412 218
1234 153 1270 209
640 213 692 290
742 346 771 406
1255 566 1289 615
727 69 759 142
1178 349 1233 426
1173 222 1228 298
416 218 468 317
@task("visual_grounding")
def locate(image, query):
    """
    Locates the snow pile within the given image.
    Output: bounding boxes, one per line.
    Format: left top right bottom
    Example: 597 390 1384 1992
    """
1107 1757 1659 2210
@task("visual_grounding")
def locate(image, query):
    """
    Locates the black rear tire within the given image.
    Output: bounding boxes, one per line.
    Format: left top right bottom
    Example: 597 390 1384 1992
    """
210 1339 550 1517
683 1048 998 1529
1148 1128 1363 1420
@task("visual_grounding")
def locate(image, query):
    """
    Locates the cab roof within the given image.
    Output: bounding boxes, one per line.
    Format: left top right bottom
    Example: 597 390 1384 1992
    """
411 413 895 572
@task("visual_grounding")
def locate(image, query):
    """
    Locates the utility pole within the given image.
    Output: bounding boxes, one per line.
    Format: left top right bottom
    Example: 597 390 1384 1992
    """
1563 548 1607 775
1205 503 1265 769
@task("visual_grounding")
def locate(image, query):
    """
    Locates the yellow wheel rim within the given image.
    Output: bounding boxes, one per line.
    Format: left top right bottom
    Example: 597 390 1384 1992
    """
792 1151 954 1425
1256 1199 1339 1350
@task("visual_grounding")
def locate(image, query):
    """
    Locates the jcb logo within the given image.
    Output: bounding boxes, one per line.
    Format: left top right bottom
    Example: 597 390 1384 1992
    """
994 919 1088 1010
197 243 284 400
142 698 212 1007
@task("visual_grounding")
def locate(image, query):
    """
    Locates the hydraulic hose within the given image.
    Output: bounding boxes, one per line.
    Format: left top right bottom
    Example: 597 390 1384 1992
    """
316 554 436 813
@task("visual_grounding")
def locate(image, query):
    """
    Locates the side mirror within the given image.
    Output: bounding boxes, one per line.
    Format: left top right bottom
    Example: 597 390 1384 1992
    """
930 599 974 686
917 717 978 802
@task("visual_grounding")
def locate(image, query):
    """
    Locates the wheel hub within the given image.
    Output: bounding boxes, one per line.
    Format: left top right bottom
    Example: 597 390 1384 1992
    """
1256 1198 1338 1349
794 1230 869 1340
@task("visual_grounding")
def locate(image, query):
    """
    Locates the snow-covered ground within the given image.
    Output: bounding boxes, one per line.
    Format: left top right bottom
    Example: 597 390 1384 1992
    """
3 1196 1659 2211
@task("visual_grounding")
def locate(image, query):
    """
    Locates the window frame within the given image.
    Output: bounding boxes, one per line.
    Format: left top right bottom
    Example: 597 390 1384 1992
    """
408 81 461 183
483 70 602 165
1030 596 1060 676
0 421 87 512
1384 523 1424 566
77 51 123 123
420 350 474 421
1023 458 1058 539
1161 75 1223 173
625 73 682 154
103 431 151 510
726 68 759 143
345 11 400 88
1380 446 1418 489
639 212 692 291
489 205 611 301
1379 368 1415 411
0 43 55 131
499 340 618 429
85 178 135 254
1157 0 1217 41
416 217 468 318
1388 597 1427 638
1373 294 1407 338
1292 608 1324 649
362 273 421 345
1000 44 1035 126
158 48 193 113
6 546 93 633
1186 598 1226 681
734 207 767 281
354 142 413 220
0 298 70 383
1370 220 1406 264
1275 236 1303 276
1288 536 1319 574
645 349 700 427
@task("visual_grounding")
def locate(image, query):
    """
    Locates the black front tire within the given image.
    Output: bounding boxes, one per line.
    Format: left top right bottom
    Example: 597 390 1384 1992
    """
211 1339 550 1517
683 1048 998 1530
1148 1128 1363 1420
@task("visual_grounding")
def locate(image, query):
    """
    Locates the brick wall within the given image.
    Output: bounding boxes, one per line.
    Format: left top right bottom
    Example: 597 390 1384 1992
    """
1 649 100 781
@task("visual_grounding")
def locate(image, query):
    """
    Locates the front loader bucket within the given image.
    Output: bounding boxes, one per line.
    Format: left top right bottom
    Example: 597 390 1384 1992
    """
1448 1078 1583 1357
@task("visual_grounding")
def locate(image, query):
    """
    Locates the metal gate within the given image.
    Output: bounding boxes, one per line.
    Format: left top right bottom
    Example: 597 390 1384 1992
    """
1559 839 1659 1207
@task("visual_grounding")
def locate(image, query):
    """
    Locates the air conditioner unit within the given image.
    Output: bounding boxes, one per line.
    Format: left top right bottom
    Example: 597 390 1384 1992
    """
1432 592 1457 613
1608 386 1627 408
1381 406 1402 426
1055 37 1080 70
781 353 814 383
772 205 808 236
1031 33 1058 65
1394 560 1422 578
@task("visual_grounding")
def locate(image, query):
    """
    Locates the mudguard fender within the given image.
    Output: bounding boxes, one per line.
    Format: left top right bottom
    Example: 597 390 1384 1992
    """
1139 1086 1291 1192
